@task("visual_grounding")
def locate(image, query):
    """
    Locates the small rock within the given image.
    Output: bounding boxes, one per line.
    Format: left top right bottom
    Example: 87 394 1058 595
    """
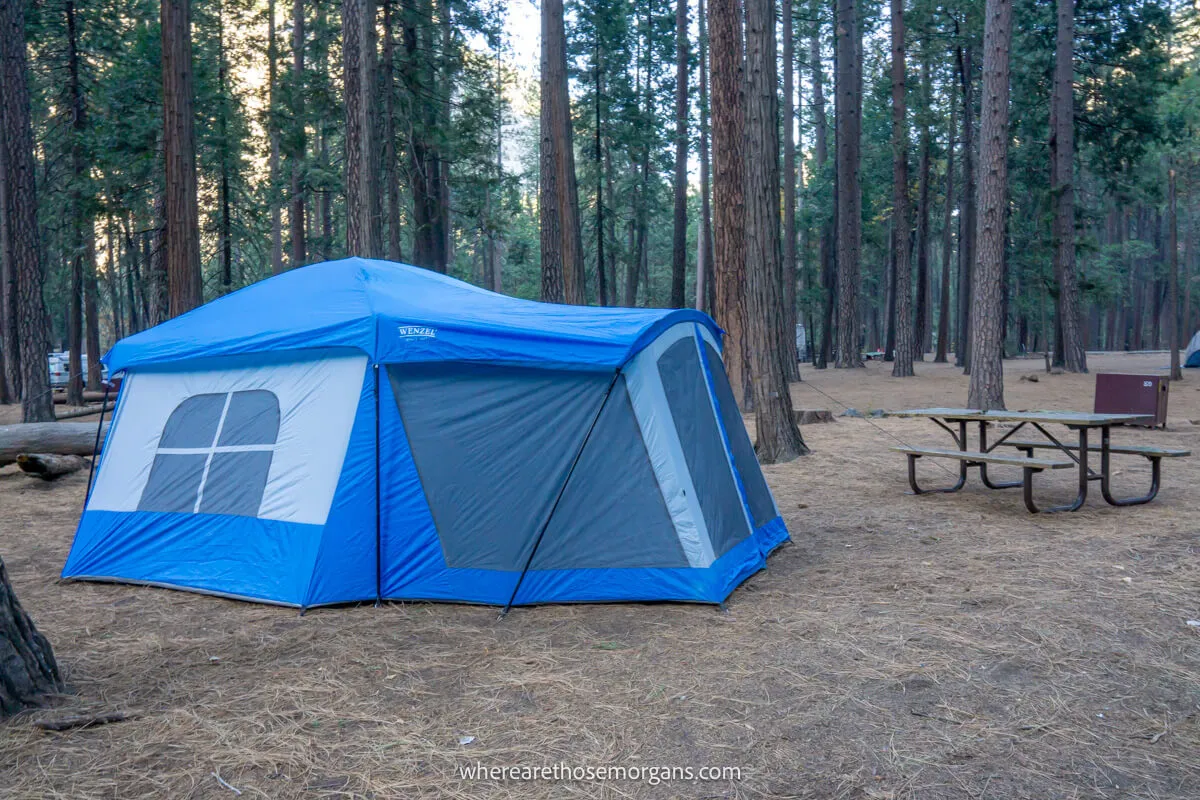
458 735 476 746
797 503 808 509
840 407 864 418
1020 374 1039 383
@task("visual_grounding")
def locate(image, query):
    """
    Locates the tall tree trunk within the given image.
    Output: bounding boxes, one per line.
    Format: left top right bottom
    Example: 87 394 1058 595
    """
967 0 1012 410
1 0 54 421
594 15 607 305
710 0 750 404
0 114 13 404
745 0 807 460
65 0 88 406
913 55 932 359
162 0 203 317
696 0 714 314
217 2 234 292
343 0 377 256
890 0 914 376
1050 0 1086 372
834 0 862 367
670 0 689 308
1169 164 1181 380
781 0 800 378
934 101 956 363
382 0 403 262
0 557 61 718
290 0 307 266
810 9 833 369
268 0 284 273
955 41 975 370
83 231 100 389
540 0 585 304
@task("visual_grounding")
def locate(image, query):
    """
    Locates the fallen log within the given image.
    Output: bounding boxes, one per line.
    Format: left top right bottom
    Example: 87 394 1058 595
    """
16 453 90 480
54 403 114 421
53 390 111 405
0 422 110 466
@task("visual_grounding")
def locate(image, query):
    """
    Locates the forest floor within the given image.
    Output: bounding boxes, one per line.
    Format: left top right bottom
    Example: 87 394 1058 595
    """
1 352 1199 799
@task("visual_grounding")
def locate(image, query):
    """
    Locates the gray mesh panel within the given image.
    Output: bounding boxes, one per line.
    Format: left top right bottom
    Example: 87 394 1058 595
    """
218 390 280 446
701 341 776 527
657 337 750 558
532 377 687 570
159 393 225 447
199 451 274 516
387 364 611 571
138 453 207 512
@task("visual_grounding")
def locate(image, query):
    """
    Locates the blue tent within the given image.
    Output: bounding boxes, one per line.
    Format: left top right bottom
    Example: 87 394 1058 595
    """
63 258 788 607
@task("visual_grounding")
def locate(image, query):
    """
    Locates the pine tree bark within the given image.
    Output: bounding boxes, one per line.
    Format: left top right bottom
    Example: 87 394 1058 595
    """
890 0 914 377
0 111 11 404
162 0 203 316
669 0 688 309
695 0 714 313
0 556 61 718
216 4 234 292
834 0 863 368
955 42 975 370
782 0 800 378
289 0 306 267
810 11 833 369
913 55 932 359
967 0 1012 411
0 0 53 422
382 0 403 262
934 101 955 363
540 0 585 304
343 0 377 257
710 0 751 404
268 0 284 272
65 0 89 407
1169 164 1181 380
1050 0 1086 372
744 0 807 461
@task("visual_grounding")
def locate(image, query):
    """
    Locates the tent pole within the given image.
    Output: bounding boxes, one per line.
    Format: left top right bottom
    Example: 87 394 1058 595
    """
499 369 622 619
374 364 382 607
84 375 115 503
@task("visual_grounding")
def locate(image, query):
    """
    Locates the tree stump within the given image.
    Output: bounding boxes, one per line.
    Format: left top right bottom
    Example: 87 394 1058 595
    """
793 409 836 425
0 556 61 717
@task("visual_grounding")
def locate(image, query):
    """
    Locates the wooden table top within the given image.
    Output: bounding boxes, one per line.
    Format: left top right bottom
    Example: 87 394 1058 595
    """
887 408 1148 426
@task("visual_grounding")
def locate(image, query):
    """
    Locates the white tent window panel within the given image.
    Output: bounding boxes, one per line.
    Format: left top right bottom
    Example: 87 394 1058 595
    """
139 390 280 516
88 351 367 525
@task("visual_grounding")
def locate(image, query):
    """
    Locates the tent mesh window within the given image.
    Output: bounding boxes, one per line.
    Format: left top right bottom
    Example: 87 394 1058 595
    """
138 390 280 517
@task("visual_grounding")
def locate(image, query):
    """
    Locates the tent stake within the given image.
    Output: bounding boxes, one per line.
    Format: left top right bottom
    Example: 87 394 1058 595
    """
500 369 621 618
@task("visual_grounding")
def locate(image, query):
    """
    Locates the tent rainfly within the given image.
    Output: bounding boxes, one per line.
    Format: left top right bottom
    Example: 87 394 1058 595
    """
62 258 788 608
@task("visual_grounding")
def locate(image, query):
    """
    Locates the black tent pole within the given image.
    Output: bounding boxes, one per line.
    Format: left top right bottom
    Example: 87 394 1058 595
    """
500 369 621 619
84 375 115 503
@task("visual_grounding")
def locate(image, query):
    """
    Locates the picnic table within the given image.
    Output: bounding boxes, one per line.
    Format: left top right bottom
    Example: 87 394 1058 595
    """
886 407 1190 513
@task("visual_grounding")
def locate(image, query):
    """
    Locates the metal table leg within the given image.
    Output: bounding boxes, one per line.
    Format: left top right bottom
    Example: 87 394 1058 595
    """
1099 425 1163 506
1023 427 1089 513
906 453 967 494
978 421 1022 490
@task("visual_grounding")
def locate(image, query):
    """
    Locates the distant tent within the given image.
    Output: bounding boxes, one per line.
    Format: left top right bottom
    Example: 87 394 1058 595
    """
62 258 788 608
1186 330 1200 368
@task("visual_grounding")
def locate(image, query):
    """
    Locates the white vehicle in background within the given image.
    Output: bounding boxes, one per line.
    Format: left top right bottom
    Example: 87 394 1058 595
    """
48 352 108 389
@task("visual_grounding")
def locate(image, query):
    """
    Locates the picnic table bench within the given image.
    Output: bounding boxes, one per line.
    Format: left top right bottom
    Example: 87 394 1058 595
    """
887 408 1189 513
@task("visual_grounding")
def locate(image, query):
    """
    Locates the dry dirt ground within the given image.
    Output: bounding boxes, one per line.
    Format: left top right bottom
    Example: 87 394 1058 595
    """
1 353 1198 799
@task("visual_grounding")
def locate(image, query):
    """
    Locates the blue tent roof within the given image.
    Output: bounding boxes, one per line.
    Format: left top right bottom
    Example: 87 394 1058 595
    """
106 258 721 373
